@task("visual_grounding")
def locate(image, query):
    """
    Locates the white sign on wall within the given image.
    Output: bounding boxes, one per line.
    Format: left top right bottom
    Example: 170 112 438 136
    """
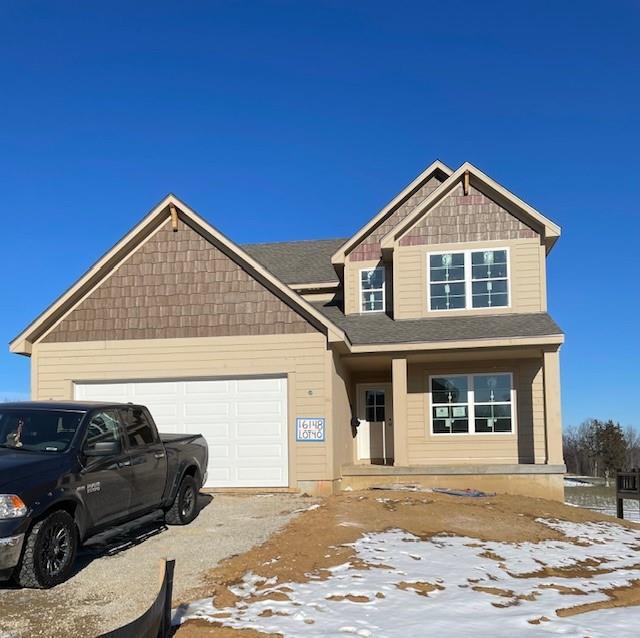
296 417 325 442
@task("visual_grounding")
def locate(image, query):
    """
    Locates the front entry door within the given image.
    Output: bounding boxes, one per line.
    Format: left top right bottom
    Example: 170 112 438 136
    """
357 384 394 465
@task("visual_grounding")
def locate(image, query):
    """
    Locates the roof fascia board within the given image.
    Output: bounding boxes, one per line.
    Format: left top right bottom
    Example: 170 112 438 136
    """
11 195 350 354
289 280 339 291
380 162 561 254
349 333 564 354
331 160 453 265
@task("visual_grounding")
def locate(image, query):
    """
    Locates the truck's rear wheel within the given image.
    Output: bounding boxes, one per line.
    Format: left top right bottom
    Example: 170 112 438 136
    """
165 475 198 525
16 510 78 589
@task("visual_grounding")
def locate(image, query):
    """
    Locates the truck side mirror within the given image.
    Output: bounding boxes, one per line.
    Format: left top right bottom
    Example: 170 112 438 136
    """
85 440 121 457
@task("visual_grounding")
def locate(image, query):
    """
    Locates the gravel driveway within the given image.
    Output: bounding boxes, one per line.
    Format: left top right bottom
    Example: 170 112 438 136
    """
0 493 316 637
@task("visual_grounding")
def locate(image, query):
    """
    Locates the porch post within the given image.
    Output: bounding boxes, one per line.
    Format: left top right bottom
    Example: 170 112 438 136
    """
543 349 564 465
392 357 409 466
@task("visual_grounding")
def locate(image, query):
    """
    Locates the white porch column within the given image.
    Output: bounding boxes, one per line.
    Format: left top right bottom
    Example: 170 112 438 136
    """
543 349 564 465
392 357 409 466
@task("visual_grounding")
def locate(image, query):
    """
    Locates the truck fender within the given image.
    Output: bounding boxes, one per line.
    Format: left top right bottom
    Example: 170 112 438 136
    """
29 489 88 540
165 461 202 506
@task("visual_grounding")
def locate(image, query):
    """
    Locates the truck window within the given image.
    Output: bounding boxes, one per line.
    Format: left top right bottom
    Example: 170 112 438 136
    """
0 409 83 453
121 407 157 448
84 410 123 451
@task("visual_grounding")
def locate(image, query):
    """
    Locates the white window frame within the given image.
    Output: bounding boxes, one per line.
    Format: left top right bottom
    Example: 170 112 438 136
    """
428 372 516 436
359 266 386 314
426 247 511 312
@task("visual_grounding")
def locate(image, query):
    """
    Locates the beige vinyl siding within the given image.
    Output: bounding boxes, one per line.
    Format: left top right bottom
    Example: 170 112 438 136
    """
330 351 354 479
394 238 545 319
32 332 332 486
406 358 546 465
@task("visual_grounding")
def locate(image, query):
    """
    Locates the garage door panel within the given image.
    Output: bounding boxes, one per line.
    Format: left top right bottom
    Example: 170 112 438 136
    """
237 402 283 417
145 404 179 418
183 403 230 417
236 422 284 438
201 423 231 439
237 467 284 482
76 383 129 400
208 467 232 482
74 376 288 488
185 380 231 394
237 445 285 459
236 378 282 392
132 382 178 396
209 445 230 458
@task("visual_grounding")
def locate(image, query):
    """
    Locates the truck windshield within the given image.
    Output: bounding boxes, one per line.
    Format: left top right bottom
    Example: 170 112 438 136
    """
0 409 84 453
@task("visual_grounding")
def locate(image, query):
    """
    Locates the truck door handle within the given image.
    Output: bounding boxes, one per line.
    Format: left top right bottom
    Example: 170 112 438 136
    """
154 452 165 459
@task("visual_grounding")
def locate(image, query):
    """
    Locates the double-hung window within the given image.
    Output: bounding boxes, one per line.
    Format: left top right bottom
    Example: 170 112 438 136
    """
360 267 385 313
428 253 466 310
428 249 509 311
430 373 514 434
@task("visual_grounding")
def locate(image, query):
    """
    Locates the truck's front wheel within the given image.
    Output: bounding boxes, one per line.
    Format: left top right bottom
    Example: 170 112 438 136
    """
16 510 78 588
165 475 198 525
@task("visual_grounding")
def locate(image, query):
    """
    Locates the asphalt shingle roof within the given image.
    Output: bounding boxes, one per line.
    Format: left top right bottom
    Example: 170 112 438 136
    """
242 238 346 285
311 302 563 345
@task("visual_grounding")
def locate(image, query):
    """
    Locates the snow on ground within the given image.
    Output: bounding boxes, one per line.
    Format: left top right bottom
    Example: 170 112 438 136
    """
564 478 594 488
174 519 640 637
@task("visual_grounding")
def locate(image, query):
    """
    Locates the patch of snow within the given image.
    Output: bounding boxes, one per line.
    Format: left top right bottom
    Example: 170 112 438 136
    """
175 518 640 636
564 478 594 487
292 503 322 513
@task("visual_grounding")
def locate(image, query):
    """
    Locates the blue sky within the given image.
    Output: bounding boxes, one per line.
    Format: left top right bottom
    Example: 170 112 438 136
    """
1 1 638 428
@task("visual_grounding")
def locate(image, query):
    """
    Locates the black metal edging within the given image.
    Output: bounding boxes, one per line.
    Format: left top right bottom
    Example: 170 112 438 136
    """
98 559 175 638
615 469 640 520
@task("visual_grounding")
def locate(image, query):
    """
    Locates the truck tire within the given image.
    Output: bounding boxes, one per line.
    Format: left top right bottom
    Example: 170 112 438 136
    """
16 510 78 589
165 475 199 525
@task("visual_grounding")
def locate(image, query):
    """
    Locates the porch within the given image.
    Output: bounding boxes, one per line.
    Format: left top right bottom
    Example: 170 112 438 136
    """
337 345 565 499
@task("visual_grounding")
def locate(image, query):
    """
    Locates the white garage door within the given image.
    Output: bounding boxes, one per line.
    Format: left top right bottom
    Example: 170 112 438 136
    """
74 376 288 488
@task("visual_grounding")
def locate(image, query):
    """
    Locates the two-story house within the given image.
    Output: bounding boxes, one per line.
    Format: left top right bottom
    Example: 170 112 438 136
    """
10 161 566 499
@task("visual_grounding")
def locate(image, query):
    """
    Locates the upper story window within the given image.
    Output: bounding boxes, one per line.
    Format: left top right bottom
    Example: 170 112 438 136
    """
360 267 385 313
428 249 509 311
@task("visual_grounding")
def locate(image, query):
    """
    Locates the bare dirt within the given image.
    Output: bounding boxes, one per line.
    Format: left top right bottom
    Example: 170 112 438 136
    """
174 490 640 637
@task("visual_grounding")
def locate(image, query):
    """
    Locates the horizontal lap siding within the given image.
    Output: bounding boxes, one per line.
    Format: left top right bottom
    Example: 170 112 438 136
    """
395 238 544 319
33 332 332 484
406 359 545 465
331 351 354 478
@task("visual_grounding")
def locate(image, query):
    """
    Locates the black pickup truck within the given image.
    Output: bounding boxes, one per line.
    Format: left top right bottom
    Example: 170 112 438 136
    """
0 401 208 588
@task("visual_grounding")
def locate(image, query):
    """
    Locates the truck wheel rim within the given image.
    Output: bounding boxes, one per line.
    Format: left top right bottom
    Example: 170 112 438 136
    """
181 487 195 518
42 524 71 577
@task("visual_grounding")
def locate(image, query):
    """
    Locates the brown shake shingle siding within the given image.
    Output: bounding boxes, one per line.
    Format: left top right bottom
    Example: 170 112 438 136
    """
348 175 444 261
399 184 537 246
43 220 317 342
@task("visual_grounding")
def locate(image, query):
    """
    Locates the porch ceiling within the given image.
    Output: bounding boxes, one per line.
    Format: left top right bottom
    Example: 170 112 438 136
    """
342 345 547 371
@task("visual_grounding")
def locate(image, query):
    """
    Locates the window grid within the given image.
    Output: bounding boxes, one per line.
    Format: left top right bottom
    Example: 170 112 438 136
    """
427 248 510 312
360 267 386 313
429 373 515 435
365 389 386 423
